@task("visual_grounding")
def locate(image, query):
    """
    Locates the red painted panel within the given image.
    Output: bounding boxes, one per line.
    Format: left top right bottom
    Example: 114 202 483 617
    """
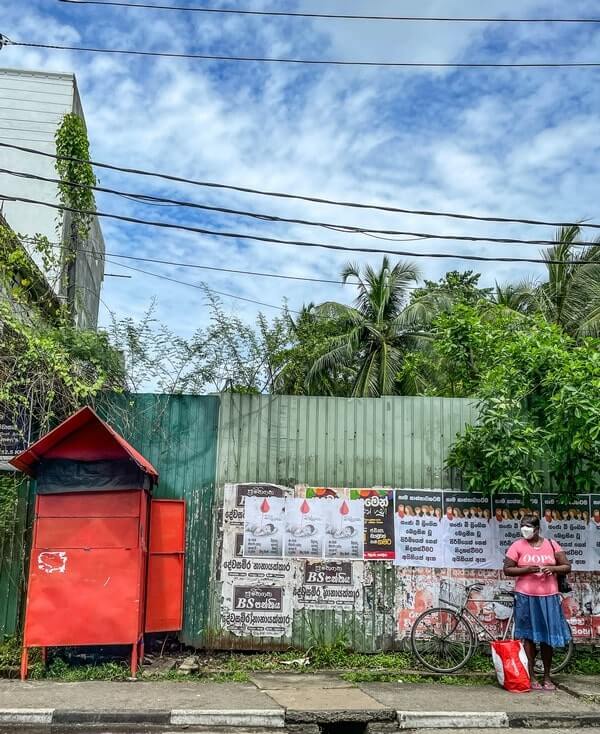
145 500 185 632
35 517 139 549
145 556 184 632
37 491 141 518
44 419 128 461
24 548 143 646
148 500 185 553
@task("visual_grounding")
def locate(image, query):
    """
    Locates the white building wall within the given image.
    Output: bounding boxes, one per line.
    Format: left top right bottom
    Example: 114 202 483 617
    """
0 68 105 329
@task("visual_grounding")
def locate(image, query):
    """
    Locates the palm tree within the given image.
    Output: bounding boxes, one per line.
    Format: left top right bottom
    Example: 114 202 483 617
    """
308 257 421 397
533 225 600 338
498 226 600 338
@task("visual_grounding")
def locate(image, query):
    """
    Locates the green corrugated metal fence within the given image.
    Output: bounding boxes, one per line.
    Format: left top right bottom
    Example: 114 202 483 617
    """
101 394 219 646
0 476 30 637
209 394 477 652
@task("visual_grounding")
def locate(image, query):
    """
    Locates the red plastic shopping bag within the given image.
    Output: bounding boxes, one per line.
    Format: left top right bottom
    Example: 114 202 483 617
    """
490 640 530 693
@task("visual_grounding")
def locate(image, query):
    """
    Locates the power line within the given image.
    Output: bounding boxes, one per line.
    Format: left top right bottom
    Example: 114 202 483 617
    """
5 192 599 265
56 0 600 24
5 38 600 69
104 257 298 312
3 174 599 248
1 141 599 231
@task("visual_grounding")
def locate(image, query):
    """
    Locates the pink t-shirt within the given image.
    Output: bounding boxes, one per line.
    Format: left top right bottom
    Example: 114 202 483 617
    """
505 538 561 596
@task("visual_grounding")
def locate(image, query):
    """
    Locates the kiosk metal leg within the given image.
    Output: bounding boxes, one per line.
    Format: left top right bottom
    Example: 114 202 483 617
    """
20 648 28 681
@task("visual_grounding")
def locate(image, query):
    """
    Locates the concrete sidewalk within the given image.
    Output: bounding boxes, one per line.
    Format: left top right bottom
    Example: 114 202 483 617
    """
0 673 598 729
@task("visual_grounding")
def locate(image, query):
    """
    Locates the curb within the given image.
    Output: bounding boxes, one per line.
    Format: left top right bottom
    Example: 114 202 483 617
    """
398 711 508 729
285 708 396 724
0 709 54 725
507 712 600 729
171 708 285 728
52 709 171 725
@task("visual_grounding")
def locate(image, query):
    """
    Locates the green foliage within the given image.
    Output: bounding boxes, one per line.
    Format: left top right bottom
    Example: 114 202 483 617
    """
442 302 600 499
55 113 97 240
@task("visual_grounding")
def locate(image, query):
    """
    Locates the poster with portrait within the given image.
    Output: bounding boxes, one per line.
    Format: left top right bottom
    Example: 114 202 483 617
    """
394 489 445 568
223 483 291 525
442 492 495 569
492 494 542 565
350 489 395 560
221 581 293 637
294 560 363 611
284 497 327 558
541 494 590 571
243 495 286 557
323 498 364 559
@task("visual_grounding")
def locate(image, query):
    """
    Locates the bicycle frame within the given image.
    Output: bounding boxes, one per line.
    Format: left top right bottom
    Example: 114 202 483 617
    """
438 590 515 642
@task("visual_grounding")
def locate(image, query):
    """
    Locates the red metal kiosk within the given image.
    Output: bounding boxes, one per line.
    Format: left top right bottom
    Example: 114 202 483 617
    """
11 407 185 679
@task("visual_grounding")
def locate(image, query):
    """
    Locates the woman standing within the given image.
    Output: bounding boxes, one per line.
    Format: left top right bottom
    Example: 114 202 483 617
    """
504 515 571 691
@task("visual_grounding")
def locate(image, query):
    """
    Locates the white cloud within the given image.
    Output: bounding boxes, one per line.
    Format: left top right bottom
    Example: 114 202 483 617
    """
1 0 599 357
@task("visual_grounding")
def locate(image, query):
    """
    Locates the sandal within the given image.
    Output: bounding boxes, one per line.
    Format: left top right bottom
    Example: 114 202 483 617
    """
530 680 543 690
543 681 557 691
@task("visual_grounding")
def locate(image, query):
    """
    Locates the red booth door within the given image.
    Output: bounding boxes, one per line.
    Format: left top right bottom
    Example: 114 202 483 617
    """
145 499 185 632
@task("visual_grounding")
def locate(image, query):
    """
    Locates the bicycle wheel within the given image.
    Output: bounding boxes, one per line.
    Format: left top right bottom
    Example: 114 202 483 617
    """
410 607 476 673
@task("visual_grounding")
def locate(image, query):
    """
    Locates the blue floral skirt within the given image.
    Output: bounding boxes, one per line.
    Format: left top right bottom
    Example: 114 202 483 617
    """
514 593 572 648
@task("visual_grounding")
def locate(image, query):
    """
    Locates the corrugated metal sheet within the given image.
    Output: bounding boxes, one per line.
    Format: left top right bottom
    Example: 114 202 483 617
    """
101 394 219 646
217 395 477 488
210 395 477 652
0 476 30 636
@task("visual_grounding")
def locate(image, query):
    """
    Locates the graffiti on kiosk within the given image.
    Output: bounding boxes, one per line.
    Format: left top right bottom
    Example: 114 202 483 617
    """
37 551 67 574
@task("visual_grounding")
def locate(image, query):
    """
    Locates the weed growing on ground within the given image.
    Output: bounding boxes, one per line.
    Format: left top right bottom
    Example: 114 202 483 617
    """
341 671 494 685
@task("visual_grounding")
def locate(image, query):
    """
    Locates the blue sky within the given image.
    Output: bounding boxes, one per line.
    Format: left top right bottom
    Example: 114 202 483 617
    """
1 0 600 338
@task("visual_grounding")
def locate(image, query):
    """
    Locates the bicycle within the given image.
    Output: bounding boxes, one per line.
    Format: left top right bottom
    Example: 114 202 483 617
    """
409 582 574 674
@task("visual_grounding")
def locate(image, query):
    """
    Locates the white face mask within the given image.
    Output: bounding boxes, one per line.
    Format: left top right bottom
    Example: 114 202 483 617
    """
521 526 536 540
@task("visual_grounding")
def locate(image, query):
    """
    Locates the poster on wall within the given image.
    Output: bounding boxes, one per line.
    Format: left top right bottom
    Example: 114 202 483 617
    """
350 489 395 560
221 582 293 637
299 486 348 499
394 489 445 568
442 492 495 569
243 496 286 557
284 498 327 558
492 494 542 565
294 560 363 611
323 499 364 559
219 525 295 583
223 483 291 525
541 494 590 571
590 496 600 572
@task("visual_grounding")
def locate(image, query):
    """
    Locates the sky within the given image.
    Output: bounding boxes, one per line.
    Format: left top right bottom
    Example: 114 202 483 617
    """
0 0 600 339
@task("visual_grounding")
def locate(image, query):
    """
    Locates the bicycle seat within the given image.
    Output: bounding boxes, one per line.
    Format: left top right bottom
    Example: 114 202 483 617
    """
466 583 484 592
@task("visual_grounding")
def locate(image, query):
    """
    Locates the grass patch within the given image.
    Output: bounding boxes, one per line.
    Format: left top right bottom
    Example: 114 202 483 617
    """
341 671 493 685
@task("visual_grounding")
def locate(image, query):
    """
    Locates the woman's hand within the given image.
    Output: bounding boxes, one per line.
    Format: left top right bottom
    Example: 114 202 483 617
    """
539 566 554 575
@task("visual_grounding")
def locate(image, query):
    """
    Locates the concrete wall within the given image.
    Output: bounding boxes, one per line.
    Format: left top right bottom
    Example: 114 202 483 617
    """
0 67 105 330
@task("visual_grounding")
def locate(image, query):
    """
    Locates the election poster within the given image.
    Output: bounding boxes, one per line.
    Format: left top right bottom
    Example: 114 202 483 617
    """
221 582 293 637
219 525 295 583
541 494 590 571
223 483 291 525
294 560 363 611
394 489 445 568
284 497 327 558
243 496 286 557
442 492 495 569
590 496 600 571
323 498 364 559
350 489 395 560
492 494 541 566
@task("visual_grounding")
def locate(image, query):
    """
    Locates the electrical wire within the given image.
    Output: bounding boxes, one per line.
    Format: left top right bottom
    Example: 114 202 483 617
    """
103 257 299 312
5 38 600 69
56 0 600 24
2 171 599 247
1 141 599 231
5 192 599 265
